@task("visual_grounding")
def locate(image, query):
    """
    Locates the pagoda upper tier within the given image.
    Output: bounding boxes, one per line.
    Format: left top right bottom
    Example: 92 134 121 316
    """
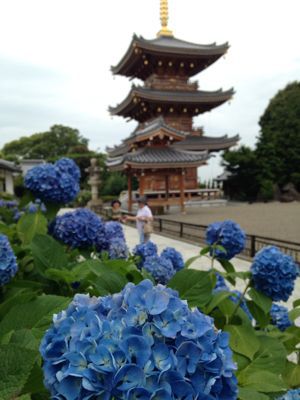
109 85 234 123
111 34 229 80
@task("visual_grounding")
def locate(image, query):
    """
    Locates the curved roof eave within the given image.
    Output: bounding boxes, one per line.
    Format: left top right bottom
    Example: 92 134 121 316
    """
109 86 234 116
111 34 229 76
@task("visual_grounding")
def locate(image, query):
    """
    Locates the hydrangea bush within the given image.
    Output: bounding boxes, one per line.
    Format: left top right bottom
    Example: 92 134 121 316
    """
24 158 80 204
0 234 18 285
206 220 246 260
40 279 238 400
251 246 298 301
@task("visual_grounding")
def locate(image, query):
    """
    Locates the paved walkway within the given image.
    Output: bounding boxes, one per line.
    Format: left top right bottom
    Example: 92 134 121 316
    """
124 225 300 311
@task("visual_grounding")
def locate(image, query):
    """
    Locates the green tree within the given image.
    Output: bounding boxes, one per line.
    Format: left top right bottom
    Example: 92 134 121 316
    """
256 81 300 189
222 81 300 200
2 125 88 160
222 146 260 201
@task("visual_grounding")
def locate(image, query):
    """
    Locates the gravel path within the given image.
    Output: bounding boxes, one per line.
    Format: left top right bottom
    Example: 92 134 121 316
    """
160 201 300 242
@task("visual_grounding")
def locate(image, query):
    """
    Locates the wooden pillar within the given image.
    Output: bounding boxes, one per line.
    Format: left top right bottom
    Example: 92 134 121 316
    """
139 171 145 196
165 174 170 212
128 173 132 212
180 169 186 214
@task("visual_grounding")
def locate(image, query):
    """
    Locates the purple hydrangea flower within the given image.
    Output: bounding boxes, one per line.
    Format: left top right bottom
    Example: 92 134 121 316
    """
0 234 18 286
40 280 238 400
251 246 298 301
206 220 246 260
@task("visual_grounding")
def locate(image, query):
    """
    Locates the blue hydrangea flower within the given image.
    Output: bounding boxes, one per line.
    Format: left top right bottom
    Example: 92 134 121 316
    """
133 241 158 267
251 246 298 302
24 159 80 204
161 247 184 272
143 255 175 284
105 221 125 242
49 208 106 249
276 389 300 400
108 238 129 260
55 157 81 181
206 220 246 260
0 234 18 286
270 303 292 331
40 280 238 400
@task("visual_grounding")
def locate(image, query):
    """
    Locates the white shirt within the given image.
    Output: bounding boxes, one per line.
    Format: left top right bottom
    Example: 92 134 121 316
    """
136 205 153 233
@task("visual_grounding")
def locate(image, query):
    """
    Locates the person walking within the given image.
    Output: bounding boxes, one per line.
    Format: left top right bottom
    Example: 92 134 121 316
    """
125 196 153 243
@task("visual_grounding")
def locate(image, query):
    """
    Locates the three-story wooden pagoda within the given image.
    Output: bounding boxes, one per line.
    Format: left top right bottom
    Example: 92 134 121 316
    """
106 0 239 212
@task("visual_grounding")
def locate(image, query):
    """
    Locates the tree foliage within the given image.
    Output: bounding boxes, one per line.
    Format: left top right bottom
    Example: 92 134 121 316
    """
257 81 300 188
2 125 88 160
223 81 300 200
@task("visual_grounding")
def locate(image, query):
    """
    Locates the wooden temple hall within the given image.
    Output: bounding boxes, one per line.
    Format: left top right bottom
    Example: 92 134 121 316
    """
106 0 239 213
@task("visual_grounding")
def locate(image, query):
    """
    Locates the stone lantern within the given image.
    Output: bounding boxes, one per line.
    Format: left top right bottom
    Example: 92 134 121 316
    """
85 158 103 213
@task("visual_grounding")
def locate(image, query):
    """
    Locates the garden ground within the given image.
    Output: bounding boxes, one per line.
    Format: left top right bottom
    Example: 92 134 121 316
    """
124 225 300 311
161 201 300 242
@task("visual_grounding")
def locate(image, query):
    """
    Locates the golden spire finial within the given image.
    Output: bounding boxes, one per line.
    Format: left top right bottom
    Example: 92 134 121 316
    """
157 0 173 37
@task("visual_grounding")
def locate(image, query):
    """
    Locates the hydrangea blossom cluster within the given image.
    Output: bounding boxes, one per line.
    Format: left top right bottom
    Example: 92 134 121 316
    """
206 220 246 260
0 234 18 286
105 221 126 242
55 158 81 181
251 246 298 301
108 238 129 260
133 242 184 284
270 303 292 331
24 158 80 204
276 389 300 400
133 241 158 267
161 247 184 272
49 208 106 249
143 255 175 284
40 279 238 400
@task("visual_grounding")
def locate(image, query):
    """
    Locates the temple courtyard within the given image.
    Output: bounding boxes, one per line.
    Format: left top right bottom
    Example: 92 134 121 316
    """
160 201 300 242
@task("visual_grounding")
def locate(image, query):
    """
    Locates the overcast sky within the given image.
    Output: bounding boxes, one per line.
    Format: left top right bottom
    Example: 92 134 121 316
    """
0 0 299 180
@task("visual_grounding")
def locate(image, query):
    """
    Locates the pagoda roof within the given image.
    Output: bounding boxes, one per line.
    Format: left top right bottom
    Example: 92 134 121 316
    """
106 118 239 157
106 147 209 171
111 34 229 79
128 117 186 140
172 134 240 151
109 86 234 121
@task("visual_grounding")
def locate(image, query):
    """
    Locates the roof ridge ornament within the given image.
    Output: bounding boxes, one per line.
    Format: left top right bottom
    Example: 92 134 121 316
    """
157 0 174 38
